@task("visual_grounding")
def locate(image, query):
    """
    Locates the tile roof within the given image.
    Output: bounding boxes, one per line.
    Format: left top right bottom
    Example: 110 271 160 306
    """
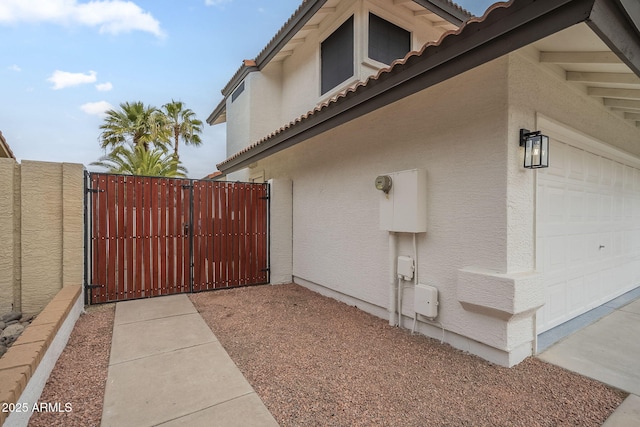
209 0 472 124
217 0 640 173
216 1 511 171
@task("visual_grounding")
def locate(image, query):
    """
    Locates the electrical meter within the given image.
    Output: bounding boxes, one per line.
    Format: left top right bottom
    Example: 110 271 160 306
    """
375 175 392 194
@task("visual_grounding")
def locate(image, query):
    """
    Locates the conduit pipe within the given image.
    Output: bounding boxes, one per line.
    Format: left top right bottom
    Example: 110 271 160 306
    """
398 233 418 329
388 232 398 326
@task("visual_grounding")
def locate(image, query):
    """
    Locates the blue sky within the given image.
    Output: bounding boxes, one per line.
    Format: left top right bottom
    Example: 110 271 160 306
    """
0 0 495 178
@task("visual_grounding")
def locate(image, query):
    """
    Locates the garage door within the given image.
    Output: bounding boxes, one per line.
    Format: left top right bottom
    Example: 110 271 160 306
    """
536 122 640 333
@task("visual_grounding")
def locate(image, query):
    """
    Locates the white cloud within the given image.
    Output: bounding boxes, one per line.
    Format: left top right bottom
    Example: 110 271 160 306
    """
8 64 21 71
95 82 113 91
81 100 113 116
0 0 165 38
48 69 97 89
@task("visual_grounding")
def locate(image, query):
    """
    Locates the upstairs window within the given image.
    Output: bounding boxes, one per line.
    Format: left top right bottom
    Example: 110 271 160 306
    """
231 81 245 102
368 13 411 65
321 16 354 95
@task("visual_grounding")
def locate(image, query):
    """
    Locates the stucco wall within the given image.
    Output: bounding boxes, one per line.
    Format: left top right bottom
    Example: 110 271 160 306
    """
509 47 640 158
279 0 447 124
222 12 640 366
256 57 529 365
226 0 453 160
247 46 640 366
0 160 84 316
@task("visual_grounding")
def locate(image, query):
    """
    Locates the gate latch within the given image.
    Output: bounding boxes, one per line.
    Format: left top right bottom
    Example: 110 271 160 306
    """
184 223 190 236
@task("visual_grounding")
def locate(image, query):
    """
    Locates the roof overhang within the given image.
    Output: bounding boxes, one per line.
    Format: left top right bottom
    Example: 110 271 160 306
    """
217 0 640 174
0 131 16 159
206 97 227 126
412 0 471 25
206 0 471 126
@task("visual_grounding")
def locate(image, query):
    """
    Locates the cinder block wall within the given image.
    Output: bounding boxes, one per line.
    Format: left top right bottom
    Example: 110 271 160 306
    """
0 160 84 316
0 158 19 314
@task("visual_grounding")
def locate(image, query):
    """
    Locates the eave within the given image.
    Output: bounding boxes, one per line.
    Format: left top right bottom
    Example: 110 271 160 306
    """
206 0 470 126
217 0 640 173
0 131 16 160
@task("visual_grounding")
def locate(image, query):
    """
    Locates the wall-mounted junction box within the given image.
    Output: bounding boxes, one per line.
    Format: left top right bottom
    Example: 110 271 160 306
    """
414 283 438 319
378 168 427 233
397 256 414 281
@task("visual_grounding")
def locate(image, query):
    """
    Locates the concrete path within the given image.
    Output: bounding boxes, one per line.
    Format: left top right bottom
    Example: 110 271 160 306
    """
101 294 279 427
539 298 640 426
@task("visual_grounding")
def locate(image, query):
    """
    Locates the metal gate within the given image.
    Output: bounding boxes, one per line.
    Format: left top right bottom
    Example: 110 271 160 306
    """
85 172 269 304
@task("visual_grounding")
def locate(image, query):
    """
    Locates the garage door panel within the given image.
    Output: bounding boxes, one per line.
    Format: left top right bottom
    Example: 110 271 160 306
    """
567 277 586 317
568 189 585 220
569 234 587 264
568 146 586 180
546 281 567 327
547 236 567 271
624 166 635 190
547 140 567 177
537 135 640 333
584 273 600 303
600 194 613 221
586 191 600 221
600 158 614 185
545 185 566 222
586 154 600 184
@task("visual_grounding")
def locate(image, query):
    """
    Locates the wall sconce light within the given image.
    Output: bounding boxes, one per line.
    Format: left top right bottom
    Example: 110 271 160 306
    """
520 129 549 169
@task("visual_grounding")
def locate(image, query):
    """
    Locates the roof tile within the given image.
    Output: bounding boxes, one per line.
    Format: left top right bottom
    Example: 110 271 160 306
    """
217 1 513 170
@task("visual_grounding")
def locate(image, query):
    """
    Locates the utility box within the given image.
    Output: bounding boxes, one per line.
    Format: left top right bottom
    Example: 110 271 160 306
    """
397 256 414 281
378 169 427 233
414 283 438 318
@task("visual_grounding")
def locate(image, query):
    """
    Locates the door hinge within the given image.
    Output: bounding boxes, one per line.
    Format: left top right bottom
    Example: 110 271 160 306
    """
86 188 104 193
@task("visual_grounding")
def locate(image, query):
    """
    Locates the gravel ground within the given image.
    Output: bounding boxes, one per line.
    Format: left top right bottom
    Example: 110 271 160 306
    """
28 303 115 427
190 284 626 427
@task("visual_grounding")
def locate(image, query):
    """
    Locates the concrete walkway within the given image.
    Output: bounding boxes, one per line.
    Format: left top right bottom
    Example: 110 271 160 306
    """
101 294 279 427
539 297 640 426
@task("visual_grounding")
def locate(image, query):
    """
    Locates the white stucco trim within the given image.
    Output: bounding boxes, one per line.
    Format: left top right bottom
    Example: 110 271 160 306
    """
537 114 640 169
457 267 544 321
269 178 293 285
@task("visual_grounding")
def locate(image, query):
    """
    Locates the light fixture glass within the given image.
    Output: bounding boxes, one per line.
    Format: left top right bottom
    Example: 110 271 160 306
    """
520 129 549 169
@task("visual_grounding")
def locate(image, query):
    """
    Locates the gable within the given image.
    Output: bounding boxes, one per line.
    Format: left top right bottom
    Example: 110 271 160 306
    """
207 0 470 126
216 0 640 174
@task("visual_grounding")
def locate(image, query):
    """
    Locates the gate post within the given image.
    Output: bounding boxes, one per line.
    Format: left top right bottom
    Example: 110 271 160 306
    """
267 178 292 284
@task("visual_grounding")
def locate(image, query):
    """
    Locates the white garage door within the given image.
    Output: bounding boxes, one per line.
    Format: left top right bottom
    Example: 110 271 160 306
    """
536 122 640 333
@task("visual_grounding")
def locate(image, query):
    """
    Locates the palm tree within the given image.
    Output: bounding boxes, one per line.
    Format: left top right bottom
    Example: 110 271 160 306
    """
99 101 169 152
91 144 187 178
161 100 203 158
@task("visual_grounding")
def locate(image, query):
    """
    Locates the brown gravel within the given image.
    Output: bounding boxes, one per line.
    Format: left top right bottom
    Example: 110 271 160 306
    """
28 303 115 427
190 283 626 427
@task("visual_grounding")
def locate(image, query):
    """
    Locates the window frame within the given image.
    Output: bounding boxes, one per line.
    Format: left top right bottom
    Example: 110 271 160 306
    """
320 15 355 96
367 12 412 67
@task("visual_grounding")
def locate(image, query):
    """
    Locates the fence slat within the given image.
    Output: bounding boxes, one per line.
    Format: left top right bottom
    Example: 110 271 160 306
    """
124 178 134 300
89 173 269 303
116 176 126 301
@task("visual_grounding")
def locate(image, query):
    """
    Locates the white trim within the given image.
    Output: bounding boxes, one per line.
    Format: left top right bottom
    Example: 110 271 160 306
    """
250 170 265 183
537 114 640 168
534 114 640 333
317 3 360 99
364 5 414 67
